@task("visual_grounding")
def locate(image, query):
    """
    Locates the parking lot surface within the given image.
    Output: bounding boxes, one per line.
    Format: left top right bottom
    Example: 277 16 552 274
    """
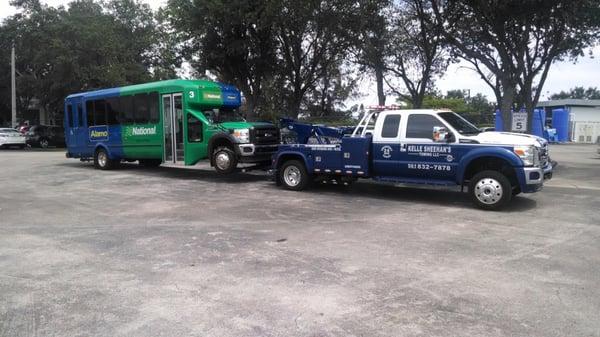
1 144 599 337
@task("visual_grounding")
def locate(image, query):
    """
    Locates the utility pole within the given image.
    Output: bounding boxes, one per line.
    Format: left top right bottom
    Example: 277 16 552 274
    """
11 43 17 128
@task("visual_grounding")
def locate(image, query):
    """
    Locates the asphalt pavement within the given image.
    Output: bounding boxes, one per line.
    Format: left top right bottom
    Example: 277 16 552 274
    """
0 144 599 337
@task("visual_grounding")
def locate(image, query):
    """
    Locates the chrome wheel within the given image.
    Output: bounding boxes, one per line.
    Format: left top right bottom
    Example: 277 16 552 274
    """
283 165 301 187
474 178 503 205
98 151 108 168
215 152 231 171
39 139 49 148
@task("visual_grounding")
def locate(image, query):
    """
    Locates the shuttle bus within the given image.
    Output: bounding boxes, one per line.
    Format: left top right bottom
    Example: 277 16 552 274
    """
64 79 280 173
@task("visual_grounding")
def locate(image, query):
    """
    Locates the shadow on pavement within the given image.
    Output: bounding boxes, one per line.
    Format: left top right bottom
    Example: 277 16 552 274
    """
54 161 539 212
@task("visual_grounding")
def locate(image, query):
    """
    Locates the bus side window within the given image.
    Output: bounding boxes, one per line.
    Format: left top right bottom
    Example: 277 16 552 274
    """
77 103 83 127
86 101 94 127
95 100 107 125
106 98 119 125
187 114 203 142
67 104 74 128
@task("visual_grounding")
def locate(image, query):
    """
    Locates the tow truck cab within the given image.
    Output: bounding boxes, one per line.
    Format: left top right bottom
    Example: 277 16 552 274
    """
273 109 553 210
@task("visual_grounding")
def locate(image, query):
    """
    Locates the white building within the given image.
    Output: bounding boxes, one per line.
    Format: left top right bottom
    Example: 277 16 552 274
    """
537 99 600 143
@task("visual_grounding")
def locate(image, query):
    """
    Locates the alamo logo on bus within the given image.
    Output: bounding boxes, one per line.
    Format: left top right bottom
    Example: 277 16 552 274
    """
130 126 157 136
89 126 109 141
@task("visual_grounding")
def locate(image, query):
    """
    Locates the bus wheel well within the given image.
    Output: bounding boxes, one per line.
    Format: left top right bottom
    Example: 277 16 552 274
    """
463 156 518 188
209 137 234 166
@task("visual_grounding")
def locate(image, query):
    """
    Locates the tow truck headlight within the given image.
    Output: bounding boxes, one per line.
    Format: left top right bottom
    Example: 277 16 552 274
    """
514 145 536 166
232 128 250 143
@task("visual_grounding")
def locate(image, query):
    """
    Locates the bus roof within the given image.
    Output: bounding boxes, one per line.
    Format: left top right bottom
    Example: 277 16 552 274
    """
65 79 241 108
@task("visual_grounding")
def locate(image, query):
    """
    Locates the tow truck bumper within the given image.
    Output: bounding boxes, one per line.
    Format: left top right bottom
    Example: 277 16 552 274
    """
519 162 553 193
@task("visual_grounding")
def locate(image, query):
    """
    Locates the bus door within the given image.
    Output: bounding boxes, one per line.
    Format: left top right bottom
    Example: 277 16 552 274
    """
162 93 184 164
66 97 86 155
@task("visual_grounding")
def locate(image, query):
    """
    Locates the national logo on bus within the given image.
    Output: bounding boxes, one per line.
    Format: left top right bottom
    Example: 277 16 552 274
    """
125 125 157 137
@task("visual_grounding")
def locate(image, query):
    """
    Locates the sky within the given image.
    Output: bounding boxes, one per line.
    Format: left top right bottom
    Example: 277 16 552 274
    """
2 0 599 106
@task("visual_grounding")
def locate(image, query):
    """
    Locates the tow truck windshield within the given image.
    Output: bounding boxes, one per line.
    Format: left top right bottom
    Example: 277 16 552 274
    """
203 108 245 123
438 112 481 135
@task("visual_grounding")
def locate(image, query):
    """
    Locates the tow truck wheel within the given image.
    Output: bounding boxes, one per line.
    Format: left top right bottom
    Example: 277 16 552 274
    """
280 160 310 191
213 146 237 174
469 170 512 210
94 148 116 170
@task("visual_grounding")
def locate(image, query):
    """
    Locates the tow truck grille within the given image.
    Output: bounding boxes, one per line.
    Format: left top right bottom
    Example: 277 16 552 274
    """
539 143 549 167
251 127 280 145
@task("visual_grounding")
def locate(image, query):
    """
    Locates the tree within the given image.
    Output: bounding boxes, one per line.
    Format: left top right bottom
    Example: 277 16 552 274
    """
385 0 450 108
0 0 168 124
432 0 600 132
271 0 359 118
166 0 277 119
350 0 392 106
550 86 600 100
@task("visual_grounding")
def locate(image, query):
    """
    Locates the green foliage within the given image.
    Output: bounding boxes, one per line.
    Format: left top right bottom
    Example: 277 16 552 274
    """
401 90 495 125
0 0 174 124
550 86 600 100
433 0 600 131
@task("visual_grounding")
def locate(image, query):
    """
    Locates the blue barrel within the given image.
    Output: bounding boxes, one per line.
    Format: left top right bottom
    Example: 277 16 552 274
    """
552 108 570 142
531 109 546 138
494 110 503 131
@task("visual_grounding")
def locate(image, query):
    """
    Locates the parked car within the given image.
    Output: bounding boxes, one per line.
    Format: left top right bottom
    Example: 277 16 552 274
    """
0 128 27 149
17 125 31 134
26 125 66 148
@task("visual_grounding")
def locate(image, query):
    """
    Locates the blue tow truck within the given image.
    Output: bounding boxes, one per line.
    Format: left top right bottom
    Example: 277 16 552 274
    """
272 108 553 210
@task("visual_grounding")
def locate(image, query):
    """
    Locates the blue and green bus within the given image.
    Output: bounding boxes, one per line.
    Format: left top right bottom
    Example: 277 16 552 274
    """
64 79 280 173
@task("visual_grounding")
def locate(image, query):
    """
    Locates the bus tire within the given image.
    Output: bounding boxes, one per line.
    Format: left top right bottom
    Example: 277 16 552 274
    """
94 148 115 170
280 160 310 191
213 146 237 174
139 159 162 167
39 138 49 148
469 170 512 210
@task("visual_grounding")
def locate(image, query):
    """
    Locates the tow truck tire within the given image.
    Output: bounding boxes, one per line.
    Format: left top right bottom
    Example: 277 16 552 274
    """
94 148 116 170
280 160 310 191
469 170 512 210
213 146 237 174
139 159 162 167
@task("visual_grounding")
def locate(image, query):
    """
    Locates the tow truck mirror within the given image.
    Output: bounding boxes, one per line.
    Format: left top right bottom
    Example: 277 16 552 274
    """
432 126 450 143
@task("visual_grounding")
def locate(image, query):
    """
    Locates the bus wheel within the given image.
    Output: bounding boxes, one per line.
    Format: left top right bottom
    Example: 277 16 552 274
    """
280 160 310 191
94 148 115 170
139 159 162 168
39 138 49 148
213 146 237 174
469 170 512 210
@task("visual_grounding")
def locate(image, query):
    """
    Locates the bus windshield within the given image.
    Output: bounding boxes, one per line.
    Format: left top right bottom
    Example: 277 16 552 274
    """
438 112 481 135
202 108 245 124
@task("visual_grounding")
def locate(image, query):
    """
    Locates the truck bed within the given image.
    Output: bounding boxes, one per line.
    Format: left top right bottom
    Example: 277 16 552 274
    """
287 136 372 177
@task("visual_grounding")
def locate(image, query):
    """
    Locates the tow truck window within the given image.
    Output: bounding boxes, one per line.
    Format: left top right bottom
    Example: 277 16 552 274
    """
438 112 480 135
406 114 445 139
381 114 401 138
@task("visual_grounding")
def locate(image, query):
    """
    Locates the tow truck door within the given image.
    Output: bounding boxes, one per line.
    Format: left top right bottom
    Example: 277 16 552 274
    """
371 113 402 177
398 113 456 181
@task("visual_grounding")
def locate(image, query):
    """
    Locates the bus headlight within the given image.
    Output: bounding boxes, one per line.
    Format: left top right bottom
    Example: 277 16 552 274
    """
232 128 250 143
514 145 536 166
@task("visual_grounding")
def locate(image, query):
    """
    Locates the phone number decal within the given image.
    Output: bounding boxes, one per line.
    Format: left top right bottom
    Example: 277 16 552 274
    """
407 163 451 171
